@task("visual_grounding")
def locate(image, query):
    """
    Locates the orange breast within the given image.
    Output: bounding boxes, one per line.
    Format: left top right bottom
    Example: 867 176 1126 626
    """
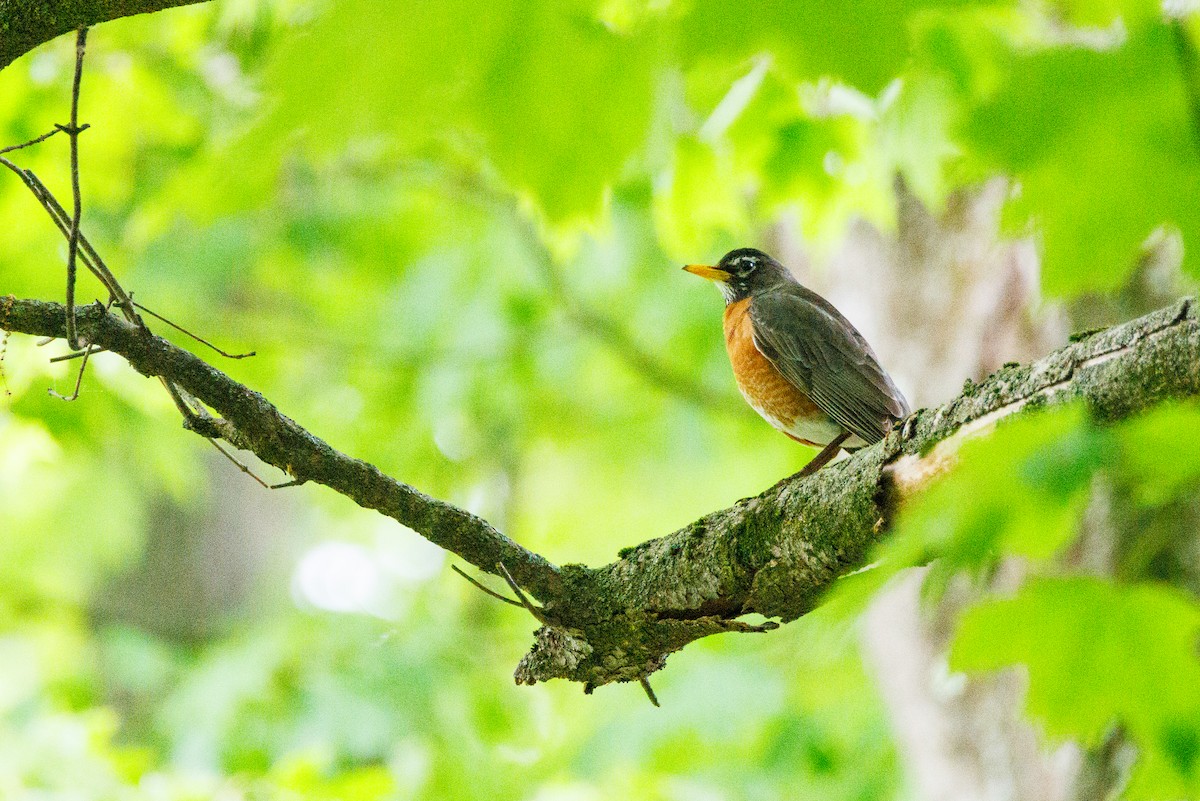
723 298 824 445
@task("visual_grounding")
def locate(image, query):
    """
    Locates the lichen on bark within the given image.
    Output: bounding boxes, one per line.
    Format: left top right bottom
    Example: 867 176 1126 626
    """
0 0 212 71
1 295 1197 691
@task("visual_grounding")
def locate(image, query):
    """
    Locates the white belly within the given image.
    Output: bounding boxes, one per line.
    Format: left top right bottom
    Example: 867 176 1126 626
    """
739 385 864 447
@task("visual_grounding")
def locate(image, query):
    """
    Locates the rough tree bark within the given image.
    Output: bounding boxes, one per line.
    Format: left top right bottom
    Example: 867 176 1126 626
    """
3 0 1199 697
1 294 1196 692
0 0 211 71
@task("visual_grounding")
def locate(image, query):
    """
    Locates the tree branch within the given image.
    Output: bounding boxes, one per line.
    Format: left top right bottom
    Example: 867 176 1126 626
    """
0 295 563 601
0 0 211 72
2 294 1197 693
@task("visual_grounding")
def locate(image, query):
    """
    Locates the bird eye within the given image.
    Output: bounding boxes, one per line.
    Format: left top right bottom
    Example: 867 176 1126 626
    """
735 257 757 277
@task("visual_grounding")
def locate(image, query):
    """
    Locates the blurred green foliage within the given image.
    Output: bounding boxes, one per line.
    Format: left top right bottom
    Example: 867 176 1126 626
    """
832 401 1200 798
2 0 1200 798
953 576 1200 799
961 20 1200 294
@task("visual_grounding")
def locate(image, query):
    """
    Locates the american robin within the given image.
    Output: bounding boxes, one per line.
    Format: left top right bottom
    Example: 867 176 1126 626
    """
684 248 910 476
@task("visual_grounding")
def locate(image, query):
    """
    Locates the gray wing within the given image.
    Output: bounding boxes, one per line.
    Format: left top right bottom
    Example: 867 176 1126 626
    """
748 286 909 444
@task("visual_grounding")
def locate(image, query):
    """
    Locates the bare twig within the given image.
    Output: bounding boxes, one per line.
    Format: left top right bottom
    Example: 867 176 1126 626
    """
49 345 106 362
0 15 308 497
639 677 661 707
24 170 136 321
47 336 94 401
451 564 524 607
270 478 306 489
497 561 549 623
1 296 1195 690
18 171 203 419
0 128 62 155
2 148 202 429
16 162 199 418
132 301 255 359
0 169 210 450
62 27 90 351
207 438 274 489
48 294 113 400
0 157 139 326
0 330 10 399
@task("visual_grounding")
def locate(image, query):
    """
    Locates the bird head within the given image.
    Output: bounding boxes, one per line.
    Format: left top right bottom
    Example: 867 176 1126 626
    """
683 247 791 303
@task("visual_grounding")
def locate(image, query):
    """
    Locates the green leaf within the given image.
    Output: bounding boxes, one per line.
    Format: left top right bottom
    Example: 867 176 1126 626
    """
900 404 1103 567
964 23 1200 295
256 0 660 223
1046 0 1163 29
873 70 962 207
676 0 971 93
1117 401 1200 507
263 0 513 150
823 404 1104 620
728 73 875 231
951 577 1200 798
653 135 750 257
475 4 660 222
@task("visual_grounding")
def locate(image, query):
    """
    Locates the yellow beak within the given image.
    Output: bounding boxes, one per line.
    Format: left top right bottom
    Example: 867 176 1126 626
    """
683 264 732 282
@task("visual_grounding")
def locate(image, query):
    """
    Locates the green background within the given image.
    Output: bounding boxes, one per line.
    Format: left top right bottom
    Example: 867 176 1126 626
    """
2 0 1200 798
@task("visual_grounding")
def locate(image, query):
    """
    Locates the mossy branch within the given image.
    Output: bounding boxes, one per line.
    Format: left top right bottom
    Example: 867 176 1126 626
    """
2 294 1198 693
0 0 211 72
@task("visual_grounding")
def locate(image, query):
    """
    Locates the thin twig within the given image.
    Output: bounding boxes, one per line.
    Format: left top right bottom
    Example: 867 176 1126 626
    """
0 128 62 155
132 301 255 359
207 438 272 489
47 335 94 401
496 561 549 622
62 27 90 350
0 330 10 399
451 564 524 606
163 378 201 419
48 295 114 400
0 155 137 329
0 48 255 484
21 168 138 323
49 345 105 362
14 164 205 429
7 168 201 422
639 677 661 707
0 160 199 419
269 478 305 489
19 177 199 435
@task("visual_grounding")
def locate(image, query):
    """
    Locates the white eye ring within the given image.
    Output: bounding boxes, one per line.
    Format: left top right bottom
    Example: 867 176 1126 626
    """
734 258 756 277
